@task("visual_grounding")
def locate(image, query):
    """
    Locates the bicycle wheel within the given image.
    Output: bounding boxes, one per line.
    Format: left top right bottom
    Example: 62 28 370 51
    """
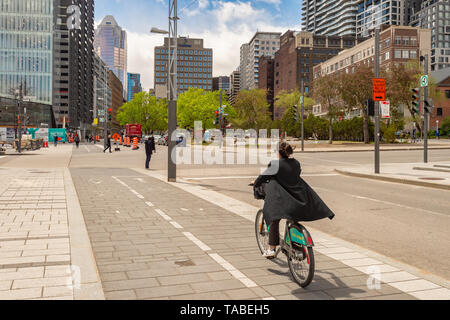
287 225 315 288
255 209 269 254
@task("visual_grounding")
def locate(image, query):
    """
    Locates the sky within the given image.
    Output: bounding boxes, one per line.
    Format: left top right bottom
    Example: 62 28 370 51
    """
94 0 301 91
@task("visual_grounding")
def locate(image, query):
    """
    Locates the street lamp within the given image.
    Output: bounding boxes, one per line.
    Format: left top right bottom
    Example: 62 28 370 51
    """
151 0 178 182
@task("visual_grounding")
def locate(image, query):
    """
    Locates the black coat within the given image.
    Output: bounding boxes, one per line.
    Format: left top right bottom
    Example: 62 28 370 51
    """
254 158 335 225
145 139 155 155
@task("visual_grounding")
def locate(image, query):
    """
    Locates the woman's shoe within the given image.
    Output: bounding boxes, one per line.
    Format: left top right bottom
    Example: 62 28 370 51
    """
263 249 276 259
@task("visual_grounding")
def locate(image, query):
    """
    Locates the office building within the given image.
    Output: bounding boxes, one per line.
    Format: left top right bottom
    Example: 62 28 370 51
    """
127 73 142 101
212 76 230 93
108 70 123 130
409 0 450 71
272 30 366 119
239 32 281 91
301 0 357 36
94 53 112 127
430 67 450 127
94 15 127 99
154 37 213 98
356 0 407 37
258 57 275 118
229 69 241 106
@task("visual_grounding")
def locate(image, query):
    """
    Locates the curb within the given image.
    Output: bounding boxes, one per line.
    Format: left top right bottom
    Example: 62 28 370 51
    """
294 146 450 153
335 169 450 191
64 168 105 300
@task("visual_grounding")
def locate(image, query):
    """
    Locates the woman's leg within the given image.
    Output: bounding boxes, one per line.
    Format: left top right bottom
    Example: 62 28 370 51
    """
268 220 280 249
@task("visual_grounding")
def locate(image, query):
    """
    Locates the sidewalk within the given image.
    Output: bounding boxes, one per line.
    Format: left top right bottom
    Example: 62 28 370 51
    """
337 162 450 190
0 146 104 299
68 166 450 300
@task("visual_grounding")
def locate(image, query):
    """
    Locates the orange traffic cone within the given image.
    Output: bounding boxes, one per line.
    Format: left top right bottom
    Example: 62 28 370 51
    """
132 137 138 150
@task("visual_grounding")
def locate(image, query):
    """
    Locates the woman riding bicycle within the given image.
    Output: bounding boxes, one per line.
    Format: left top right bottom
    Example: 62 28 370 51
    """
253 142 335 259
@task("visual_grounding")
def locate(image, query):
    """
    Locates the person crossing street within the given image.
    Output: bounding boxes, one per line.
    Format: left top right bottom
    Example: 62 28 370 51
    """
103 134 112 153
74 134 80 148
145 135 156 169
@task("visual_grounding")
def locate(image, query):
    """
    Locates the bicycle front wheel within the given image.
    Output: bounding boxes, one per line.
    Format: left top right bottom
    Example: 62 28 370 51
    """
287 227 315 287
255 209 269 254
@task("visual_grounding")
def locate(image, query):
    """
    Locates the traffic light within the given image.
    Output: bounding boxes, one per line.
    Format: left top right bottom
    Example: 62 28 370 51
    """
411 88 420 114
367 99 375 116
424 100 432 114
108 108 112 121
293 105 299 122
214 110 219 125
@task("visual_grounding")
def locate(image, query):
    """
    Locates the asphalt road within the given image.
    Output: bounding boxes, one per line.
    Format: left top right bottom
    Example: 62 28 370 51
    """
64 143 450 280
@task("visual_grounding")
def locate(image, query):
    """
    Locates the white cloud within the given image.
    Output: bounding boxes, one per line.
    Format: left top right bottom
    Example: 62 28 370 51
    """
125 0 296 91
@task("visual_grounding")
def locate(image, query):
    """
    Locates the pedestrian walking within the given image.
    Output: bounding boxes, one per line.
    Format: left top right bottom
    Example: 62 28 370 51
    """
145 136 156 169
54 134 58 147
103 135 112 153
74 134 80 148
412 128 417 143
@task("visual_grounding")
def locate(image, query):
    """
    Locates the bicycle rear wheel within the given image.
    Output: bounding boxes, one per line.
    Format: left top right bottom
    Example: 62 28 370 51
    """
287 226 315 288
255 209 269 254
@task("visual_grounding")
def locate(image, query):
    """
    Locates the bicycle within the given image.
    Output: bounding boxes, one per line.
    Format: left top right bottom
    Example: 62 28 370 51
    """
251 184 315 288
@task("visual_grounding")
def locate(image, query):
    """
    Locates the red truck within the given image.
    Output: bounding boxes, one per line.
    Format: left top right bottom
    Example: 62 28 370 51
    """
125 124 142 141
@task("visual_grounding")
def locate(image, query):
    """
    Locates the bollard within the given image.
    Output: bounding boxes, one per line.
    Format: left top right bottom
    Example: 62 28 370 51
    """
132 137 138 150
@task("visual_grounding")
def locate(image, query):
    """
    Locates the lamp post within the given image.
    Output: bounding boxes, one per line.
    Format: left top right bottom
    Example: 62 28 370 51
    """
151 0 178 182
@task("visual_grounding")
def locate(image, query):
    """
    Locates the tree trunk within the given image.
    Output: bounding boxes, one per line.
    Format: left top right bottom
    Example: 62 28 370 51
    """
328 115 333 144
363 113 369 144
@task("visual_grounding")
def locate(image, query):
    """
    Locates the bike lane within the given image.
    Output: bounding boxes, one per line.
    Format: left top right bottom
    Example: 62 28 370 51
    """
69 167 450 300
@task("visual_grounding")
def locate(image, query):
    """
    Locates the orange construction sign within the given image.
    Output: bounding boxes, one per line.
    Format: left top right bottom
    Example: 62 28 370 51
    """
372 78 386 101
112 133 120 141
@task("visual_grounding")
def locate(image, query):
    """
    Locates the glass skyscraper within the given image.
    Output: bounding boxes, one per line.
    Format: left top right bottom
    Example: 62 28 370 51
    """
127 72 142 101
0 0 53 105
94 15 127 100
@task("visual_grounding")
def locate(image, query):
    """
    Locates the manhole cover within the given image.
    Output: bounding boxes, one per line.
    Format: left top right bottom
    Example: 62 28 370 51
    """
419 177 445 181
174 259 195 267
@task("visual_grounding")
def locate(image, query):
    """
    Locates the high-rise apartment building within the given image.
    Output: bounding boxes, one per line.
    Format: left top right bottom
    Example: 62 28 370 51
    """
94 15 127 99
356 0 407 37
108 70 123 130
239 32 281 91
409 0 450 71
94 53 112 127
127 73 142 101
301 0 357 36
154 37 213 98
229 69 240 106
212 76 230 93
0 0 94 129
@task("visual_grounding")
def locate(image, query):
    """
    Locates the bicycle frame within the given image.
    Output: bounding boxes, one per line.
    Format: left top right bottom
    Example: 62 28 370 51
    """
275 220 314 259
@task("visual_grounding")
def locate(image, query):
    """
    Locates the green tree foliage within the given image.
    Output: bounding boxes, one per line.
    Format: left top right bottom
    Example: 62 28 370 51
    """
233 89 272 133
116 92 168 133
177 88 235 130
274 89 314 116
441 116 450 136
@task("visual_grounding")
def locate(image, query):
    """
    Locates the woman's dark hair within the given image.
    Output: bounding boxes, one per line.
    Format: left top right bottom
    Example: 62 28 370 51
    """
279 142 293 158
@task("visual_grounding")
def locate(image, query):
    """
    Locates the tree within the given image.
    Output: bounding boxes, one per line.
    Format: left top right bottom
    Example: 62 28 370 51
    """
176 88 235 130
441 116 450 136
313 74 341 144
339 65 374 144
233 89 272 139
116 92 168 133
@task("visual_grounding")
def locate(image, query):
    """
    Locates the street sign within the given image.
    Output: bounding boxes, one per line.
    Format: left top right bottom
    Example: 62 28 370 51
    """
99 117 105 123
98 110 105 116
380 101 390 118
372 78 385 101
420 75 429 87
300 96 304 104
112 133 120 141
93 118 98 125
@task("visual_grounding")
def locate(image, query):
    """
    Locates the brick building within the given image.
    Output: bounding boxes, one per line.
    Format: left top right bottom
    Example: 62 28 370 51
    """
258 56 275 119
108 70 124 130
430 67 450 132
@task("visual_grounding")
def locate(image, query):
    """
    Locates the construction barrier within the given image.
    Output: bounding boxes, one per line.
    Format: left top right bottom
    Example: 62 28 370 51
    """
132 137 138 150
119 137 122 145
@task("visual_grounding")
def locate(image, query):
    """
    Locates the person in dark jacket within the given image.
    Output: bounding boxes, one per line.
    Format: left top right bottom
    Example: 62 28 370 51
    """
103 135 112 153
145 136 156 169
253 142 334 259
74 134 80 148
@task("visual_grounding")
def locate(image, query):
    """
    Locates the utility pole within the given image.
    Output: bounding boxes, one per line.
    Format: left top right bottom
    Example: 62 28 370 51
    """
16 82 23 153
374 28 380 174
301 80 305 152
167 0 178 182
103 83 107 149
423 54 429 163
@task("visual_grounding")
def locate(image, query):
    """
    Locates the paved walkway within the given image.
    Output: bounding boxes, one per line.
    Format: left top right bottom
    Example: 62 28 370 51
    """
337 162 450 190
69 167 450 300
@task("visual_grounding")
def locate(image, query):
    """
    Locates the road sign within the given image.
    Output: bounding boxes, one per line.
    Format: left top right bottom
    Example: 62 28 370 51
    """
380 101 390 118
98 110 105 116
99 117 105 123
112 133 120 141
93 118 98 125
300 96 304 104
372 78 385 101
420 75 429 87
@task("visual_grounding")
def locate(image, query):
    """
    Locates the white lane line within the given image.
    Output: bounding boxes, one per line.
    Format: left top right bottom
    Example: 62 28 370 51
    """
183 232 211 251
84 146 90 152
314 186 449 218
0 156 5 159
208 253 258 288
155 208 172 221
180 208 189 211
170 221 183 229
145 201 154 207
112 176 145 200
135 178 145 183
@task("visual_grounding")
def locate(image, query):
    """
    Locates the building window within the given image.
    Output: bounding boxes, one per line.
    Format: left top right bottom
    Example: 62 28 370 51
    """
437 108 443 116
395 50 402 58
410 50 417 59
402 50 409 59
385 51 390 60
445 90 450 99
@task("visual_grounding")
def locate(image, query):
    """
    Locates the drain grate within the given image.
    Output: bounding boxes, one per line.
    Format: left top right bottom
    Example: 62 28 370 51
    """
419 177 445 181
174 259 195 267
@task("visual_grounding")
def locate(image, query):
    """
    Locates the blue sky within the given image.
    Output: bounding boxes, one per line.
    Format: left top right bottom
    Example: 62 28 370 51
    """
94 0 301 90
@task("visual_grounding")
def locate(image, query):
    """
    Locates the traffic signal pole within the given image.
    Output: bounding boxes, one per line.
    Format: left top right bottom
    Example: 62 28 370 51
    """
301 80 304 152
423 54 428 163
374 28 380 174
